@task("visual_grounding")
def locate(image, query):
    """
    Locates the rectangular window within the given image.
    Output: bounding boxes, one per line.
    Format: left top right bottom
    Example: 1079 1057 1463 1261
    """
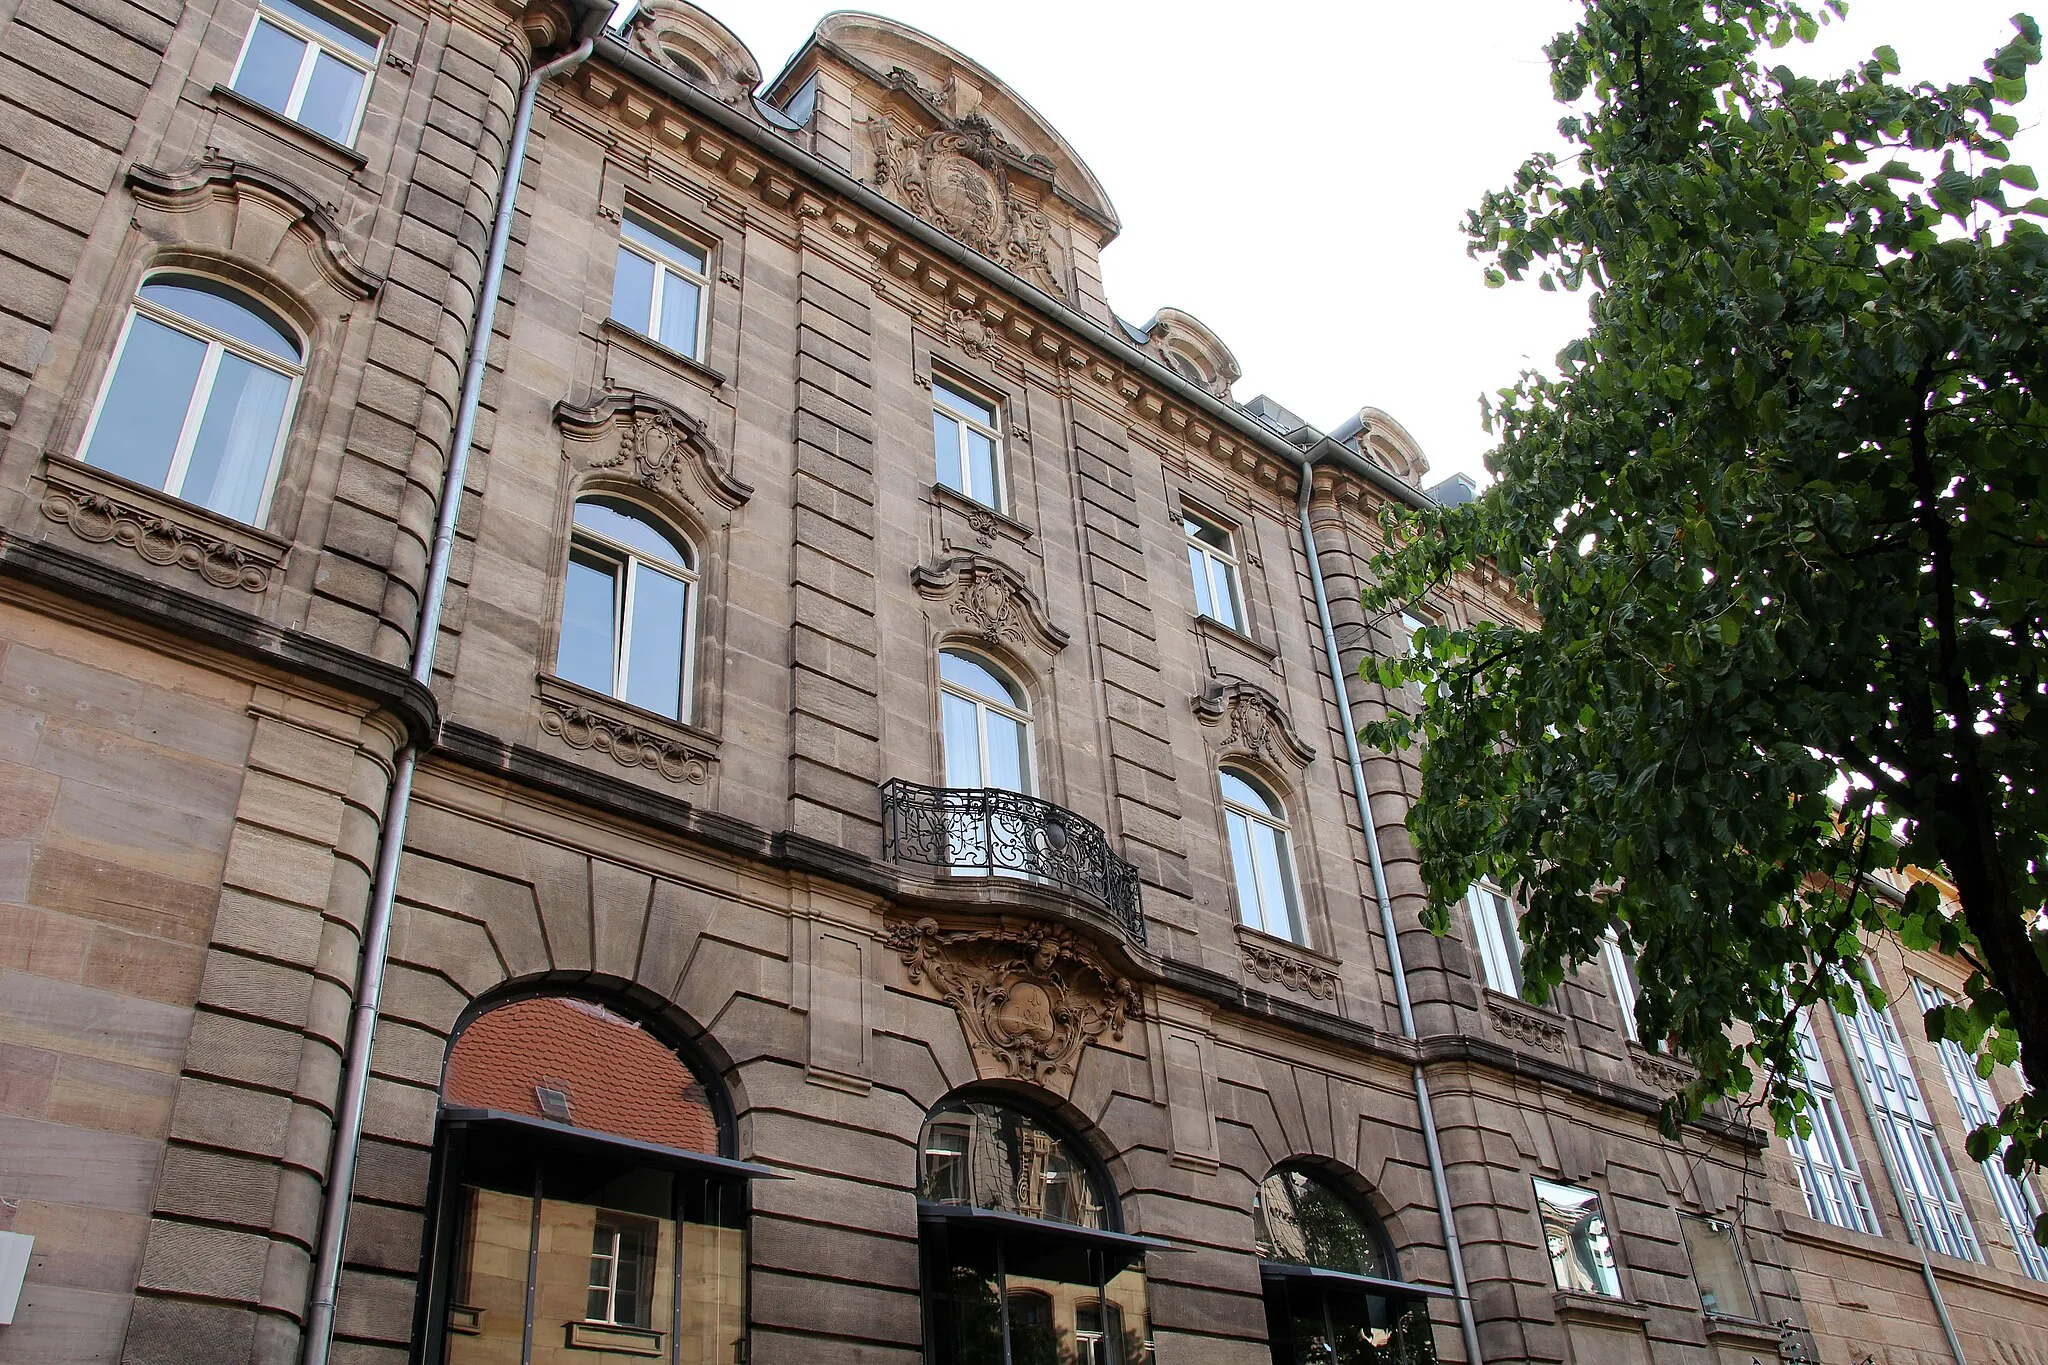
1182 508 1246 630
1678 1214 1758 1319
1787 1011 1881 1234
230 0 381 146
1467 883 1524 996
610 213 710 360
1837 991 1980 1261
1601 931 1641 1042
1911 979 2044 1276
1532 1177 1622 1297
585 1215 655 1327
931 378 1004 510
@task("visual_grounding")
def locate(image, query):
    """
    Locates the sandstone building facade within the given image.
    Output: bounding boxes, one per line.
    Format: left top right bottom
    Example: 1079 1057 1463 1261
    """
0 0 2043 1362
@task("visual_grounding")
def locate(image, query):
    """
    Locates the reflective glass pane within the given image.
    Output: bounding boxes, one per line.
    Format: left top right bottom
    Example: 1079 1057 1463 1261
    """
623 565 687 720
1252 823 1301 942
610 246 656 336
557 550 618 696
82 314 206 492
1254 1169 1387 1276
1224 810 1264 932
621 215 706 273
1208 557 1241 629
921 1227 1004 1365
574 497 690 567
940 651 1023 708
1185 516 1231 553
1186 544 1214 618
296 49 365 142
1219 769 1277 818
446 1184 536 1364
1007 1291 1057 1365
233 19 306 115
1533 1178 1620 1297
934 381 996 425
964 428 997 505
1678 1215 1756 1319
984 711 1027 793
657 272 701 357
267 0 378 62
933 411 964 492
916 1102 1104 1227
942 692 984 788
140 276 300 361
179 350 291 523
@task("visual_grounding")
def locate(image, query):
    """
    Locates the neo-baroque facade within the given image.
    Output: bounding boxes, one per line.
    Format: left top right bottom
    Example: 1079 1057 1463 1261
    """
0 1 2044 1363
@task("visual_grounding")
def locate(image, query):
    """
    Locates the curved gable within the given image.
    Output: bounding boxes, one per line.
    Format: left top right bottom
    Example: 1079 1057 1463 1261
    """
812 12 1119 236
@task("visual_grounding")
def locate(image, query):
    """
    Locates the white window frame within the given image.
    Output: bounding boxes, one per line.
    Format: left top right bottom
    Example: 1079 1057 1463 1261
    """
1220 768 1307 945
564 501 699 723
612 212 712 359
1912 979 2048 1279
931 376 1006 511
1601 931 1641 1042
1181 505 1247 631
584 1214 654 1327
77 275 304 527
1837 990 1980 1260
227 0 382 147
938 649 1035 796
1787 1011 1881 1234
1466 882 1524 997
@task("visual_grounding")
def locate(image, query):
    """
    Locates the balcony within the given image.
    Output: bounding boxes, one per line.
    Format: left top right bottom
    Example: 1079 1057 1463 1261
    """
879 779 1146 947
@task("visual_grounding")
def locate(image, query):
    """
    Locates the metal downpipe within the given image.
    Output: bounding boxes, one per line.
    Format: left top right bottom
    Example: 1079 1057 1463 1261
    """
300 34 595 1365
1296 461 1486 1365
1827 1010 1968 1365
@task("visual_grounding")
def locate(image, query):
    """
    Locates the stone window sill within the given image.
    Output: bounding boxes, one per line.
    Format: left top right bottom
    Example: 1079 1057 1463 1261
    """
931 481 1032 544
600 318 726 390
1552 1289 1648 1326
207 84 369 172
535 673 718 788
1196 612 1278 664
1702 1314 1780 1349
563 1321 664 1356
37 455 290 594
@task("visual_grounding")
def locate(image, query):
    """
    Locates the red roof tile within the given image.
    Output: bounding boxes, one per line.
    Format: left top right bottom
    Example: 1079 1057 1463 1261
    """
443 996 720 1154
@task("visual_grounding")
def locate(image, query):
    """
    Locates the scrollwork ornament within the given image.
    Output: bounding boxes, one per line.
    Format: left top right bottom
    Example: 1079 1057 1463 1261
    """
1240 940 1337 1000
885 917 1139 1084
538 698 709 785
40 484 274 592
1487 998 1568 1054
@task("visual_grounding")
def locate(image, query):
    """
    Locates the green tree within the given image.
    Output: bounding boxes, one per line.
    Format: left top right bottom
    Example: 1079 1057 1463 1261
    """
1362 0 2048 1209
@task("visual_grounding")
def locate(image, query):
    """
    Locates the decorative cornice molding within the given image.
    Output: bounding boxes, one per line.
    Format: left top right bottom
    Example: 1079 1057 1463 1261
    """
535 675 715 786
555 391 752 510
912 551 1068 653
38 458 286 594
1192 678 1316 768
1237 930 1337 1000
1486 995 1568 1055
886 916 1138 1092
1628 1045 1697 1096
127 154 380 301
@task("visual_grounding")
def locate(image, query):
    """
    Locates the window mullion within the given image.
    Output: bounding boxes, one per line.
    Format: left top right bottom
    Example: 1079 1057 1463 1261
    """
164 340 225 499
617 558 640 701
284 36 320 118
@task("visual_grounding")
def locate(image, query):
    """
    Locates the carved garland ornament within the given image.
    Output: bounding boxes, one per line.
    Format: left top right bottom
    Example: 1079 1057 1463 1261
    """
40 476 278 592
1629 1048 1696 1096
1240 940 1337 1000
912 553 1069 653
886 917 1138 1083
1488 998 1568 1055
538 697 710 785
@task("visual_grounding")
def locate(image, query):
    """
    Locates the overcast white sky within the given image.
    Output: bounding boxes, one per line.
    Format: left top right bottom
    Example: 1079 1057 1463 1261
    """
711 2 2047 488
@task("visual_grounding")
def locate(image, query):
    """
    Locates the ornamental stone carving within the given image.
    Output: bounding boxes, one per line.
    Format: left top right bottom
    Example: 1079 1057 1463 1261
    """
537 694 711 786
1193 679 1316 768
1239 936 1337 1000
862 106 1069 302
886 917 1138 1091
912 552 1068 654
39 459 285 593
555 392 752 510
1629 1046 1696 1096
1487 996 1568 1054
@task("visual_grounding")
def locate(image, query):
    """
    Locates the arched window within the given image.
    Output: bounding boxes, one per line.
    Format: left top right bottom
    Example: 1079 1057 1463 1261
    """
557 496 699 721
423 995 764 1364
1254 1167 1441 1363
939 648 1031 793
917 1098 1155 1365
1221 768 1305 944
79 272 304 526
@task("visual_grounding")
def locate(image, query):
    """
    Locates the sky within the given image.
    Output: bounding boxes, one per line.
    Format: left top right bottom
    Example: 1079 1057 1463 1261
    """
693 1 2048 489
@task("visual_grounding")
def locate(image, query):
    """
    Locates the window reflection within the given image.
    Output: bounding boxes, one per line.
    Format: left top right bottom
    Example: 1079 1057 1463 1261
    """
1532 1177 1621 1298
1255 1167 1438 1364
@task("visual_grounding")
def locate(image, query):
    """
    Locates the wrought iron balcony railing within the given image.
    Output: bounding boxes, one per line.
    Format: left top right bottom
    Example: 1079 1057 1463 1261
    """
880 779 1146 946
